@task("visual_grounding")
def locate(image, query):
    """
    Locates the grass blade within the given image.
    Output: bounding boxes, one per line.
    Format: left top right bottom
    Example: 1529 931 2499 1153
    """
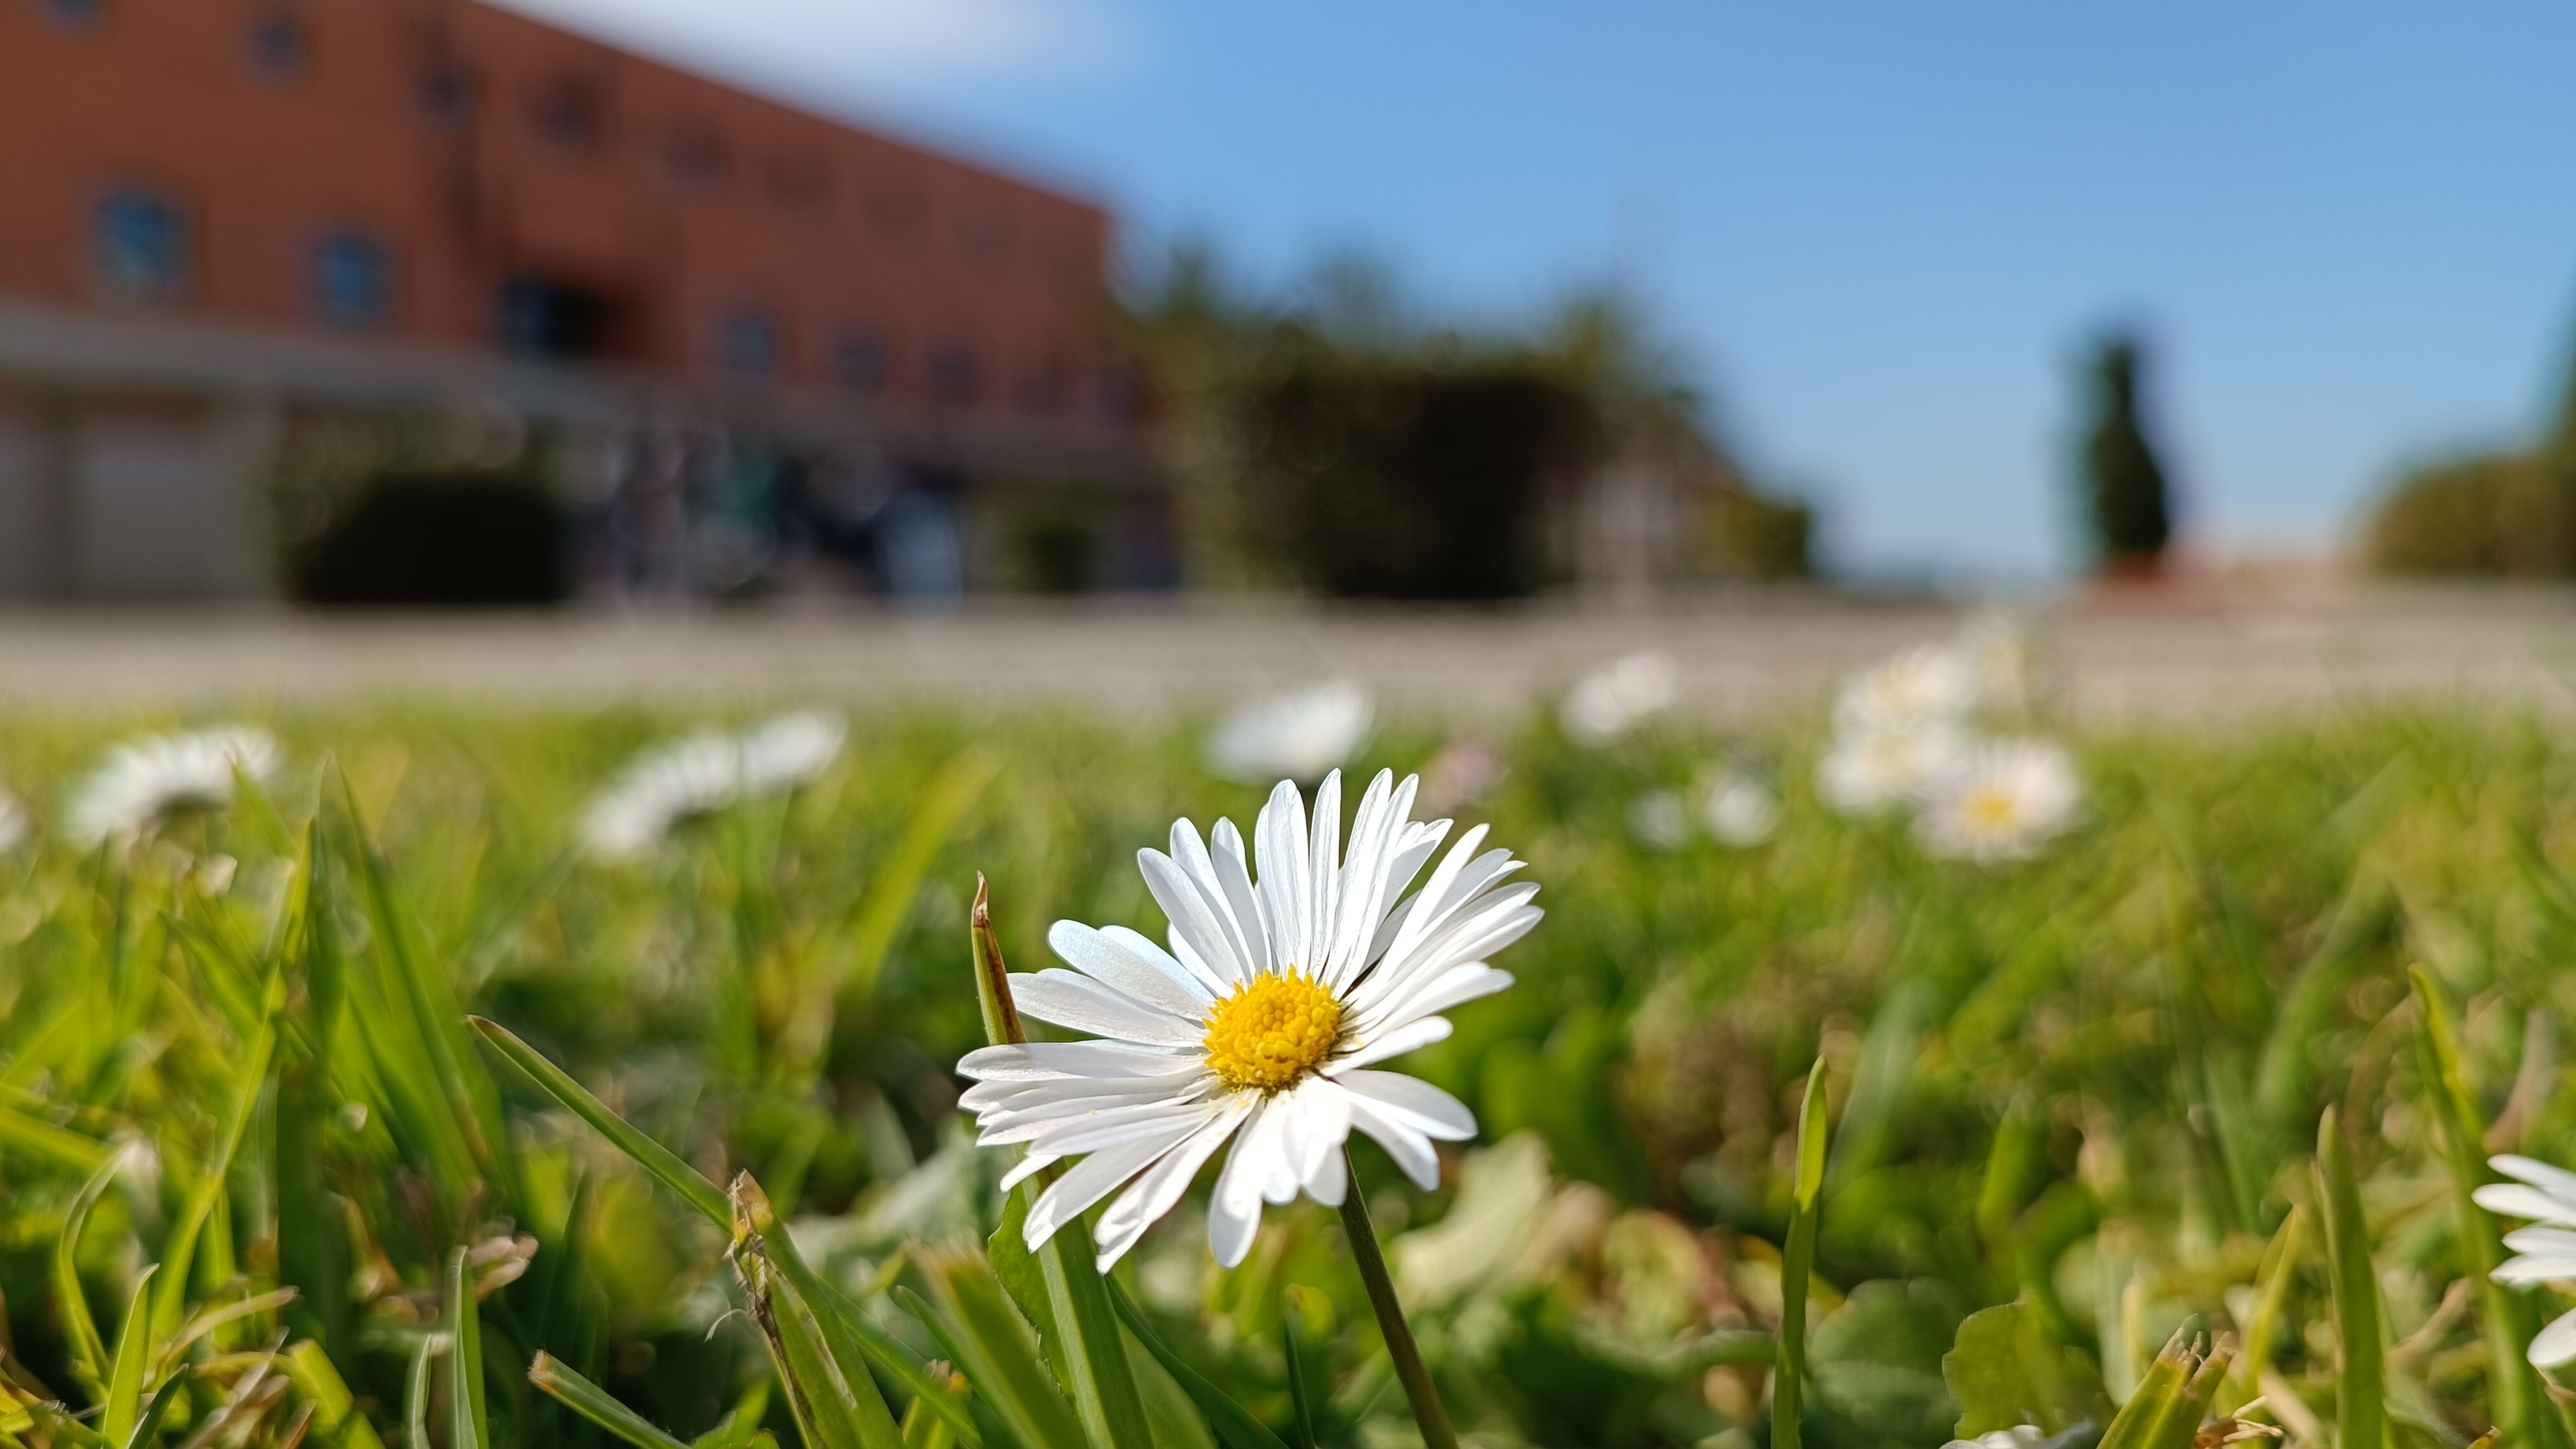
2409 967 2570 1449
2219 1204 2303 1417
0 1099 110 1172
1106 1282 1290 1449
55 1142 132 1391
2316 1105 2384 1449
730 1175 907 1449
99 1265 158 1446
118 1371 188 1449
969 880 1154 1449
907 1259 1086 1449
1773 1058 1829 1449
450 1247 492 1449
469 1015 731 1227
738 1233 900 1449
153 972 279 1336
844 750 998 1005
530 1351 692 1449
1279 1302 1318 1449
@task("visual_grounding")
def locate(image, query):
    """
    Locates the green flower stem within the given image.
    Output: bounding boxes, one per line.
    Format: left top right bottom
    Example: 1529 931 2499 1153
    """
1337 1150 1458 1449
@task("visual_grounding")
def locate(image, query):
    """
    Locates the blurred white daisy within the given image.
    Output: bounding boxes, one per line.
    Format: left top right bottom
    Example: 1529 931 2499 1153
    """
1626 790 1691 850
1914 739 2082 863
580 709 847 860
2477 1153 2576 1365
67 725 280 846
957 768 1540 1271
1561 652 1678 745
1833 645 1979 734
1816 719 1968 816
0 789 27 854
737 708 848 793
1703 774 1780 848
1206 682 1373 784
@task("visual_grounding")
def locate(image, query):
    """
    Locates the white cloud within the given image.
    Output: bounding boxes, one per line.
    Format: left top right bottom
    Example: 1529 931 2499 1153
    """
488 0 1135 93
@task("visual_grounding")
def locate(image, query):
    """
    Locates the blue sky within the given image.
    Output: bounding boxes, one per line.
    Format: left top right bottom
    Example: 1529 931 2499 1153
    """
502 0 2576 580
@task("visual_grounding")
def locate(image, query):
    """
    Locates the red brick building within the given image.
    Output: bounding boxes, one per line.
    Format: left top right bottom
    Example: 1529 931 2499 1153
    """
0 0 1167 601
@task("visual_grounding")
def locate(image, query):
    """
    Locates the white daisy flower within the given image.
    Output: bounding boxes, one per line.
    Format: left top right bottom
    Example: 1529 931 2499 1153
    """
1206 682 1374 784
2477 1154 2576 1366
1703 774 1779 848
737 709 848 794
67 726 280 846
1816 719 1968 816
580 710 846 860
957 768 1540 1272
1561 652 1678 745
1914 739 2081 863
1833 644 1979 734
1626 790 1690 851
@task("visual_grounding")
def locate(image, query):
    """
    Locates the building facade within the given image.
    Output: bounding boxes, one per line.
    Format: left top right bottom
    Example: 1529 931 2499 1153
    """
0 0 1168 602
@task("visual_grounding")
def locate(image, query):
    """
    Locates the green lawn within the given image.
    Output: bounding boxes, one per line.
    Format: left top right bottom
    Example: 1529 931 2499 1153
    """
2 703 2570 1448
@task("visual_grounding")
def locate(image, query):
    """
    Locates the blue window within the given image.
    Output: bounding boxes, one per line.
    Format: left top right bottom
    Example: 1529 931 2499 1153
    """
45 0 106 31
833 324 889 391
94 188 187 300
312 231 393 328
244 11 306 81
718 306 781 378
924 336 980 404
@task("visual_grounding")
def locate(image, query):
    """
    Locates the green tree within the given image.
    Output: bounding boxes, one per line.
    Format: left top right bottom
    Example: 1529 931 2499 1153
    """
2079 334 2174 571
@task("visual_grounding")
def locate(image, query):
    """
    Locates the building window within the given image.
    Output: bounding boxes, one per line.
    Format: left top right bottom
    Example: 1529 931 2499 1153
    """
94 188 188 301
243 11 308 82
765 157 829 213
924 334 980 404
312 230 393 328
529 80 601 153
832 323 890 392
659 127 726 193
500 277 620 360
717 305 781 378
43 0 106 32
420 63 477 130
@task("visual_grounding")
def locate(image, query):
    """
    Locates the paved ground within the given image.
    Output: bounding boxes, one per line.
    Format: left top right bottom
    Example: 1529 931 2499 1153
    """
2 586 2574 727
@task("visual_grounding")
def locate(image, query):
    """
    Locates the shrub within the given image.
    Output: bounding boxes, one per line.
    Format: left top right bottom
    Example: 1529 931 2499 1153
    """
290 468 569 605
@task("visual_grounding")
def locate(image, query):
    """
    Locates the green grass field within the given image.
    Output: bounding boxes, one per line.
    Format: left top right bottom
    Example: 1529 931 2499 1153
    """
3 701 2573 1449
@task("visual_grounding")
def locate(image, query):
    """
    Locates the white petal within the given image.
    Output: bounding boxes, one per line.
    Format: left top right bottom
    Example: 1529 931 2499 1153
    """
2477 1183 2576 1226
1207 817 1276 978
1256 779 1314 974
1321 770 1402 989
1093 1096 1256 1270
1345 1097 1443 1191
2494 1255 2576 1285
1307 771 1343 971
1050 921 1213 1016
1326 1016 1454 1074
1000 1151 1062 1191
1354 964 1514 1038
2504 1226 2576 1258
1276 1077 1357 1207
2496 1155 2576 1202
1209 1098 1285 1267
1336 1071 1478 1140
1170 819 1267 986
1009 972 1203 1048
966 1077 1199 1119
991 1100 1219 1154
957 1041 1200 1083
1141 848 1254 989
2534 1309 2576 1368
1024 1119 1204 1251
976 1083 1211 1133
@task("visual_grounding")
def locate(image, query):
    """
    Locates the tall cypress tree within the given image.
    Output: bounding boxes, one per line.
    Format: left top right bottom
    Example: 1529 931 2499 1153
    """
2081 334 2174 571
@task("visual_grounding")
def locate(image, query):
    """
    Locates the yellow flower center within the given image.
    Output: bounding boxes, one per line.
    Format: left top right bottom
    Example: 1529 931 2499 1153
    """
1961 786 2020 832
1202 969 1343 1091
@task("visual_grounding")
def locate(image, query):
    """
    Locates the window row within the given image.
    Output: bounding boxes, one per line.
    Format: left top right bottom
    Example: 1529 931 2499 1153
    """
40 1 314 84
32 2 1085 279
87 190 1107 414
95 189 391 327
